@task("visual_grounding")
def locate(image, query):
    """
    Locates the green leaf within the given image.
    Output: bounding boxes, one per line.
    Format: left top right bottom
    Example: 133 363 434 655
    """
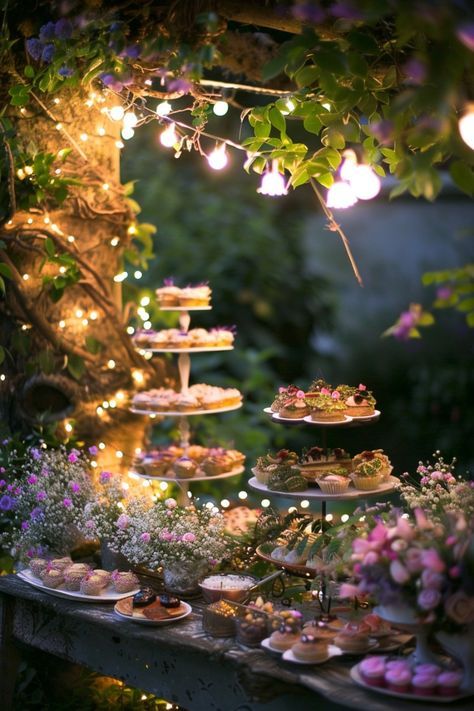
303 114 322 135
418 312 435 326
38 350 55 374
254 122 271 139
457 297 474 312
24 65 35 78
67 353 85 380
0 276 4 294
316 172 334 188
408 328 421 338
269 107 286 134
294 64 319 88
450 161 474 198
466 311 474 327
44 237 55 258
85 336 103 354
0 263 12 279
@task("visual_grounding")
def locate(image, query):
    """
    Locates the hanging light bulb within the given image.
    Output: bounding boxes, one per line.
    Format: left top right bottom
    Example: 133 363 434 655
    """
121 126 135 140
159 123 178 148
340 149 358 181
326 180 358 209
213 100 229 116
207 143 228 170
257 160 288 196
459 106 474 150
109 105 125 121
156 101 172 117
349 165 381 200
123 111 138 128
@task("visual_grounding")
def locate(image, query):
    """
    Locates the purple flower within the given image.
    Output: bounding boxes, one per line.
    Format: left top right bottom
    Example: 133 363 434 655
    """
21 521 29 531
69 482 80 493
421 548 445 573
41 44 55 64
39 21 56 42
55 18 73 40
436 286 453 300
30 448 41 461
140 532 151 543
30 507 42 520
0 480 5 487
181 532 196 543
116 514 130 530
0 494 14 511
100 73 123 91
58 66 74 77
0 467 5 473
26 37 44 61
292 4 326 23
63 498 72 508
404 58 426 85
418 588 442 610
36 491 47 501
421 569 444 589
88 446 98 455
68 453 78 463
120 45 141 59
457 23 474 51
41 468 49 477
85 520 95 530
99 471 112 482
168 78 192 94
28 475 38 485
330 2 363 20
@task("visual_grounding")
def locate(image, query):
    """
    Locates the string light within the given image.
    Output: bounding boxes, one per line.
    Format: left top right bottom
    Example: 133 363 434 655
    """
132 369 144 384
59 266 66 274
90 310 98 320
140 296 150 306
159 123 178 148
109 399 117 408
24 165 33 176
99 442 106 450
134 270 142 279
261 498 270 508
102 401 109 408
300 500 310 509
96 406 104 416
143 320 152 329
91 461 97 468
115 450 123 459
207 143 228 170
114 271 128 282
326 180 357 209
22 273 30 281
67 235 75 243
325 513 333 522
107 359 116 369
340 150 358 181
220 499 230 508
213 100 229 116
64 422 73 433
110 237 120 247
156 101 172 116
102 183 110 191
55 123 63 130
458 105 474 149
82 318 88 326
109 105 125 121
27 218 33 224
121 126 135 140
126 326 135 335
80 133 88 142
257 160 287 196
123 111 138 128
288 506 297 513
238 491 248 500
97 126 106 136
115 140 125 149
350 164 381 200
341 514 349 522
116 391 125 401
0 374 5 382
75 309 83 318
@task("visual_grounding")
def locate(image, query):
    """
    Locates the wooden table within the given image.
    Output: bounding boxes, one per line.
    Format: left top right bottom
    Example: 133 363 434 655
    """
0 575 472 711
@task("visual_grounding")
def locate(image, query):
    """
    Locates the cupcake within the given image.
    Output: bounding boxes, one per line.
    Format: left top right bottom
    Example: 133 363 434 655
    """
156 279 180 306
416 664 442 676
64 563 90 575
236 613 268 647
179 284 211 307
316 472 350 495
40 567 65 588
173 457 197 479
267 464 307 493
352 450 392 481
269 625 301 651
351 459 384 491
80 573 104 596
291 634 329 663
305 390 346 422
254 450 298 485
29 558 49 578
359 656 386 687
50 557 73 572
92 569 111 588
64 569 87 591
112 570 139 593
385 659 411 673
412 674 437 696
384 667 412 694
343 384 376 417
437 670 463 697
279 395 309 419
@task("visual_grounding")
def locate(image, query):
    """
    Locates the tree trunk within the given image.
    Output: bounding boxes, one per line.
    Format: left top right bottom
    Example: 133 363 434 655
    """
0 89 163 469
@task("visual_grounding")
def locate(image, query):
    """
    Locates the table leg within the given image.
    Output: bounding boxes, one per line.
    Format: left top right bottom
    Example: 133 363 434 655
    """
0 595 21 711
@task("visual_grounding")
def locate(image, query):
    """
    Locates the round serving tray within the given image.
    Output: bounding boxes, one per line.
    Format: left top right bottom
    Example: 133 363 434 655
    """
158 306 212 311
263 408 381 427
138 346 233 354
130 403 242 417
129 465 244 483
256 544 317 578
248 476 398 501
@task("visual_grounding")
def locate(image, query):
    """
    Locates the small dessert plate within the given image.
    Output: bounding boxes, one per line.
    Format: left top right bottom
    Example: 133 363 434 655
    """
272 413 306 423
263 407 274 414
114 599 192 625
333 639 379 656
373 633 413 652
282 644 343 665
303 415 353 426
350 409 381 421
350 665 471 702
261 638 284 655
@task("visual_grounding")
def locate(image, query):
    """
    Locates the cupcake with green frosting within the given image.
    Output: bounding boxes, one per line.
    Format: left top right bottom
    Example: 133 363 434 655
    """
351 458 383 490
267 464 307 493
305 389 346 422
316 468 351 495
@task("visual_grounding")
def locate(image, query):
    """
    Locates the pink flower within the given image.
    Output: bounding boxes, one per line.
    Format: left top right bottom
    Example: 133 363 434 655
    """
159 529 173 541
100 471 112 482
63 498 72 508
116 514 130 530
369 522 389 545
339 583 360 598
353 538 372 555
392 516 415 542
421 569 444 589
420 476 429 485
390 559 410 584
418 588 441 611
449 566 461 578
363 551 379 565
431 471 443 481
85 520 95 529
27 475 38 484
140 532 151 543
36 491 47 501
182 532 196 543
296 390 305 398
320 387 330 395
421 548 445 573
446 536 457 546
165 498 177 509
414 508 432 530
68 453 78 463
69 482 80 493
358 384 367 391
278 386 286 394
331 390 341 400
88 446 98 455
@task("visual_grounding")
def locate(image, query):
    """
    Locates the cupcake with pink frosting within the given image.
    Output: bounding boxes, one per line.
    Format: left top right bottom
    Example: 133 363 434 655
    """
385 659 411 673
359 657 386 687
111 570 139 593
384 667 412 693
412 674 437 696
437 670 463 697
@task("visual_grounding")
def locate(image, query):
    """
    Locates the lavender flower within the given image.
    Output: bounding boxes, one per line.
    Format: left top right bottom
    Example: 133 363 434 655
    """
41 44 55 63
58 66 74 77
54 18 73 40
0 494 14 511
25 39 43 61
63 498 72 508
88 446 98 456
39 21 56 42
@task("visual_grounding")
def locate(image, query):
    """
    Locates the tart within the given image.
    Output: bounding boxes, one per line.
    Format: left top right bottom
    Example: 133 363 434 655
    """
291 634 329 663
80 573 104 596
316 471 351 495
343 384 376 417
351 458 384 490
92 569 111 587
334 628 372 653
352 449 392 481
64 569 87 591
111 571 139 593
269 627 301 651
270 384 302 412
40 567 64 588
305 391 346 422
267 464 307 493
254 449 298 485
279 396 309 419
173 457 197 479
302 621 336 641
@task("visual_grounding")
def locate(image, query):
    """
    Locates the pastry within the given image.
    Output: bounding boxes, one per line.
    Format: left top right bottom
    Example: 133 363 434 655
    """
385 659 411 673
156 279 180 306
179 284 211 307
343 384 376 417
80 573 104 596
351 459 384 490
64 569 87 591
359 656 386 687
316 472 350 495
299 447 352 481
92 570 111 587
291 634 329 663
269 625 301 651
270 384 302 412
352 450 392 481
111 570 139 593
133 587 157 607
384 668 412 693
279 396 309 419
302 621 336 641
360 613 392 637
40 567 64 588
50 557 73 572
173 457 197 478
159 593 181 608
267 464 307 492
29 558 49 578
437 670 463 697
412 674 438 696
64 563 90 575
254 449 298 485
305 390 346 422
416 664 442 676
334 627 372 653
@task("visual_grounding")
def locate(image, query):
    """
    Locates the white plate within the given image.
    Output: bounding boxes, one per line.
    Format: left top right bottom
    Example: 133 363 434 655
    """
373 634 413 652
158 306 212 312
350 409 381 421
130 403 242 417
263 407 274 414
248 477 399 501
302 415 353 426
333 639 379 656
114 600 192 625
260 637 284 655
271 412 307 423
139 346 233 354
350 664 471 702
129 465 244 483
282 644 343 665
17 570 139 603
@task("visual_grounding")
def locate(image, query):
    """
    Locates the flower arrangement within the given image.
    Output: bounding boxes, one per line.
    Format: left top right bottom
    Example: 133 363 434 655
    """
110 498 230 571
398 452 474 523
340 508 474 630
0 445 94 560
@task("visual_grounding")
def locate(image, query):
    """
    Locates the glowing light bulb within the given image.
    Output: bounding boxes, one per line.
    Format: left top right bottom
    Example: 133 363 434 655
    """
113 271 128 282
257 160 287 196
126 326 135 335
300 500 310 509
65 422 73 433
102 182 110 191
220 499 230 508
107 359 116 369
213 100 229 116
75 309 83 318
340 149 358 181
67 235 75 243
159 123 178 148
97 126 106 136
325 513 333 522
24 166 33 176
238 491 248 500
99 442 105 450
156 101 172 116
110 237 120 247
116 391 125 401
261 499 271 508
349 165 381 200
109 105 125 121
132 369 144 384
0 374 5 382
89 310 98 320
59 320 66 328
115 450 123 459
143 320 152 329
91 461 97 468
27 218 33 224
159 482 168 491
123 111 138 128
80 133 88 142
341 514 349 523
96 406 104 416
121 126 135 140
22 273 30 280
59 266 66 274
140 296 150 306
134 270 142 279
82 318 88 326
459 107 474 150
326 180 358 209
207 143 228 170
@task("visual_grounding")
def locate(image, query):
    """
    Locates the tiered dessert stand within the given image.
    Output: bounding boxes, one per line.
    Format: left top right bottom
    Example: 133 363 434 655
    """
249 407 397 584
130 304 243 503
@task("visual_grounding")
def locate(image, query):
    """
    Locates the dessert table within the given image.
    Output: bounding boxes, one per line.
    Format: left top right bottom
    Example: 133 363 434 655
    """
0 575 472 711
